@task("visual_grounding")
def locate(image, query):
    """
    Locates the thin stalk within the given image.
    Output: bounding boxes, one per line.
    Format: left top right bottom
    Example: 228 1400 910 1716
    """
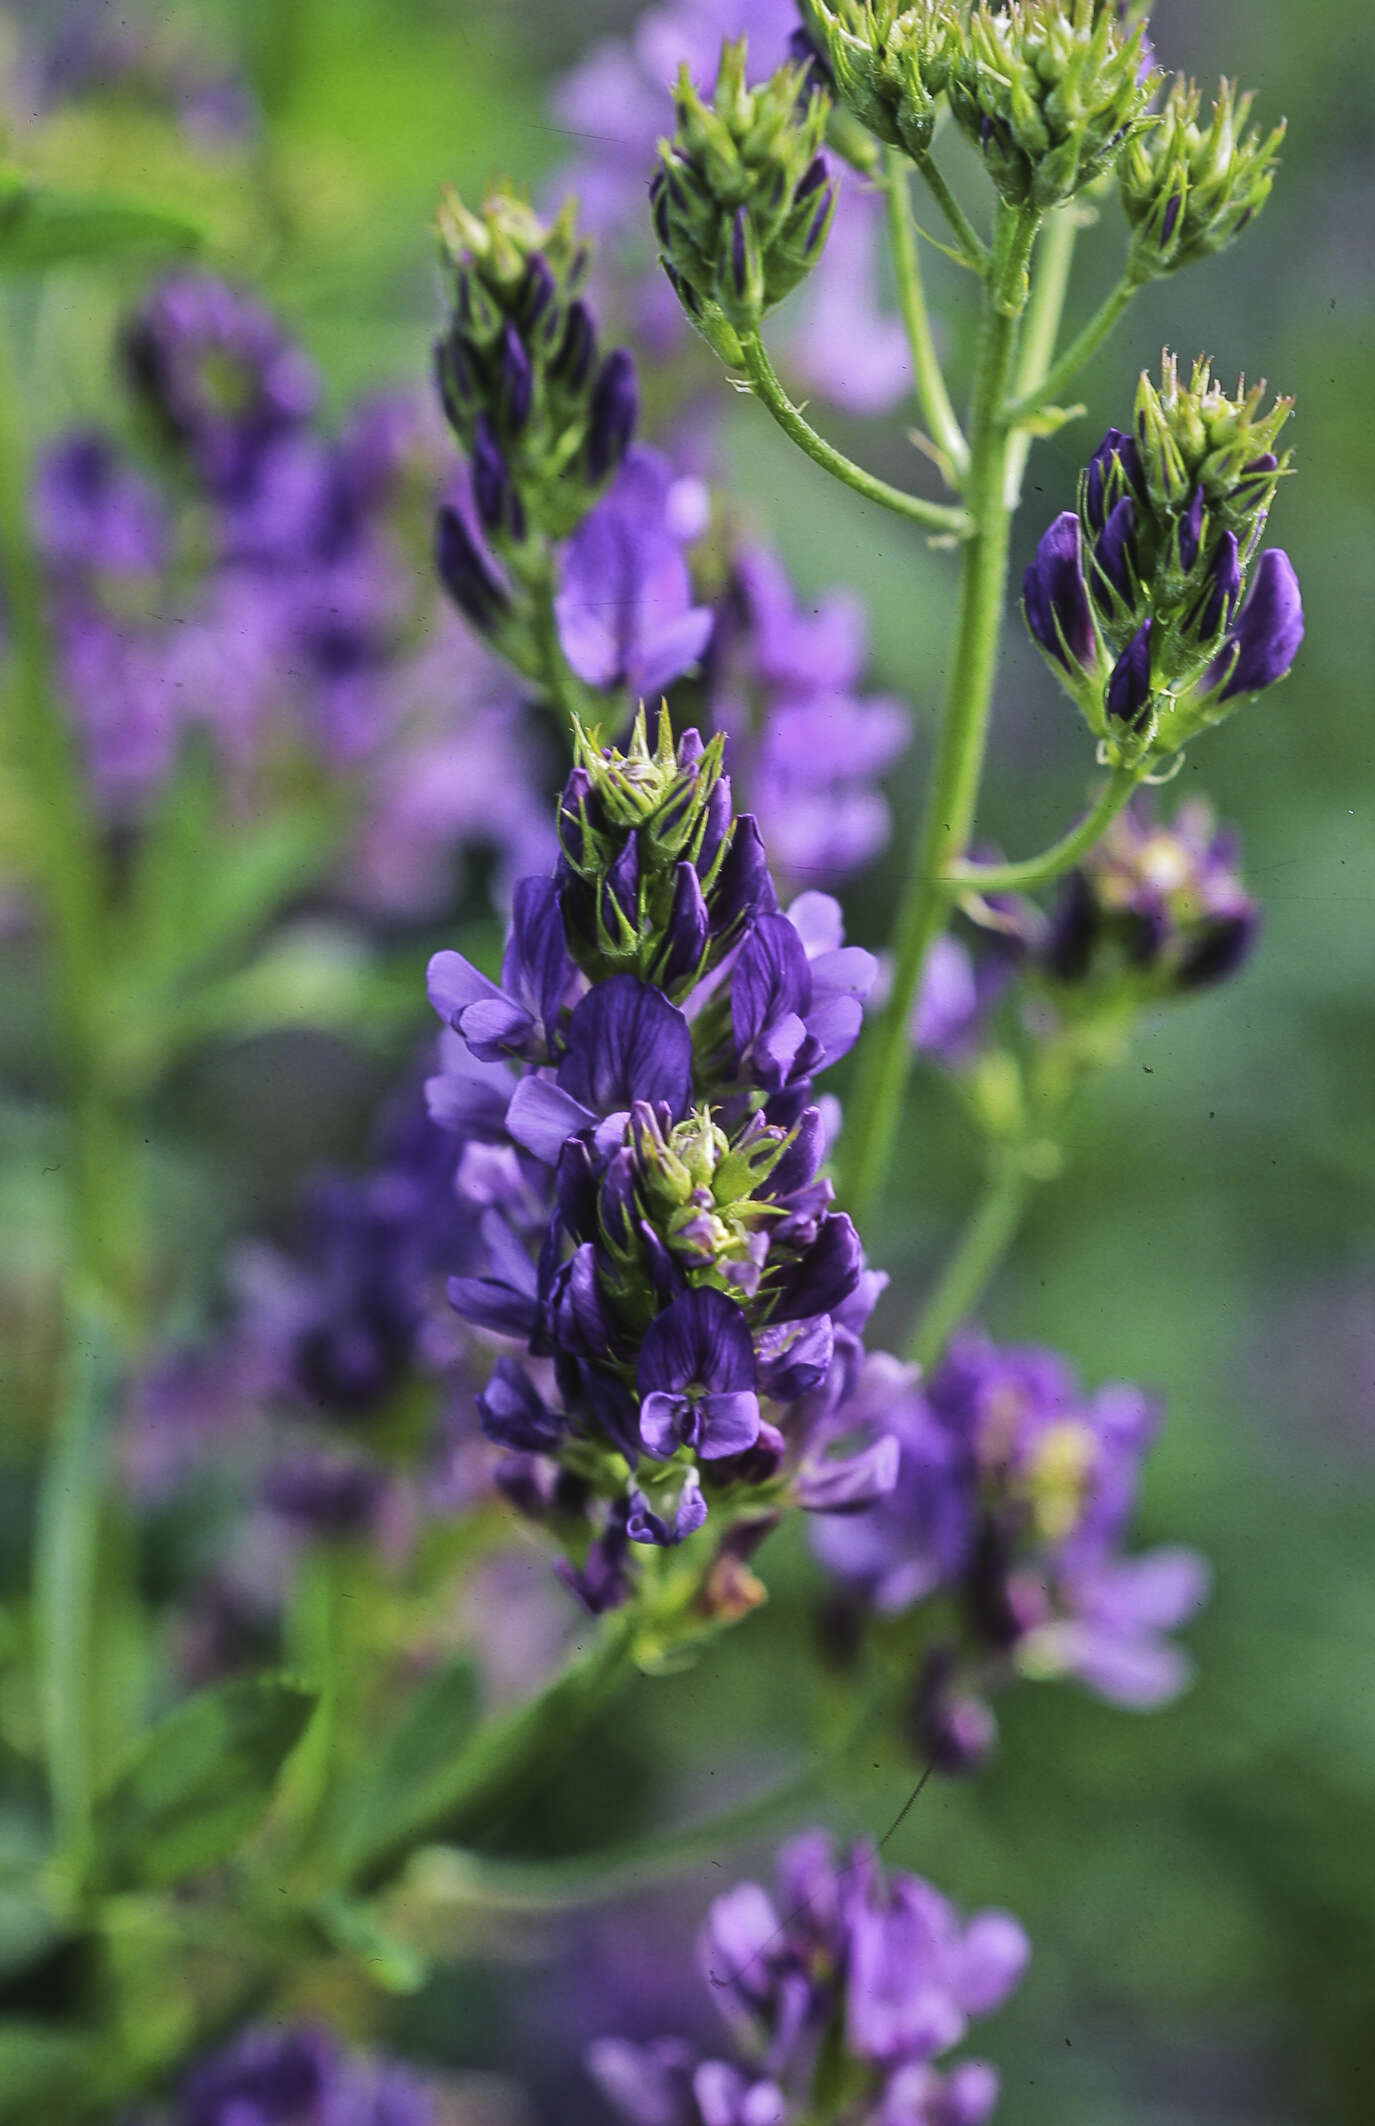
944 764 1139 895
1003 202 1081 508
0 298 122 1290
35 1296 118 1884
1005 272 1138 423
843 207 1039 1227
737 333 973 539
914 152 991 275
907 1154 1032 1371
881 147 969 483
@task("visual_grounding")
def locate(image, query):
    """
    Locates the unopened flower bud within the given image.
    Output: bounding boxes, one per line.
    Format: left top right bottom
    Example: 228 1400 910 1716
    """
1121 77 1285 284
947 0 1155 212
433 185 638 547
653 38 835 360
796 0 954 161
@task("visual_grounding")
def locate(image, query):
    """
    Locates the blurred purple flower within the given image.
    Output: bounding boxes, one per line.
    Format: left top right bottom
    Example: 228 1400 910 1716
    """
556 448 714 699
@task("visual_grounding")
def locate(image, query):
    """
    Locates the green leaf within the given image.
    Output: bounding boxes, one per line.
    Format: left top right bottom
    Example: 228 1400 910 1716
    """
328 1656 481 1884
0 171 203 272
314 1897 430 1994
90 1675 316 1891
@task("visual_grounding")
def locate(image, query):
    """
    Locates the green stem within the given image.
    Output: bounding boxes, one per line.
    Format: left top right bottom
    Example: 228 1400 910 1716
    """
914 152 991 275
0 298 122 1290
881 147 969 483
907 1153 1032 1371
1003 202 1081 508
737 333 974 539
1004 272 1137 423
35 1296 118 1884
843 207 1038 1227
944 764 1139 895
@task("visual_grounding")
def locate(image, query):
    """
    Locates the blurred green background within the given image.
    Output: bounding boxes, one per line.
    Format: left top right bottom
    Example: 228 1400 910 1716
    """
7 1 1375 2121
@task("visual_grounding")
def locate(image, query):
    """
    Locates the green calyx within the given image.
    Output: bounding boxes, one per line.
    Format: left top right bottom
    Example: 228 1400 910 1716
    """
947 0 1156 211
653 37 835 357
797 0 957 161
625 1107 798 1291
1133 354 1292 535
1121 77 1285 283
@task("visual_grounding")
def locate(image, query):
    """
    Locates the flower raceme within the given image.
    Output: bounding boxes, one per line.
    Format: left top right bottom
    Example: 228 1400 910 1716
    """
425 711 905 1609
1023 355 1303 763
589 1829 1029 2126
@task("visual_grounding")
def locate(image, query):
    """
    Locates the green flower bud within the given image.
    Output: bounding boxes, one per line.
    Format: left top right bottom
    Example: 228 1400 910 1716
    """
796 0 957 161
1120 77 1285 283
947 0 1156 212
433 186 636 548
653 38 836 362
1133 353 1291 544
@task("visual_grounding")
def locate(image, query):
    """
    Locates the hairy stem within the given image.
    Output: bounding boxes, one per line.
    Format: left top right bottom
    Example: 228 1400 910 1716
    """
738 333 974 538
944 764 1139 895
882 148 969 482
1005 272 1138 424
914 152 991 275
1003 202 1081 507
843 207 1038 1226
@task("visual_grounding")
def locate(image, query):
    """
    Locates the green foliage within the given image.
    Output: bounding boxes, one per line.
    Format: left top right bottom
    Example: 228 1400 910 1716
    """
89 1675 317 1891
328 1655 481 1885
0 171 203 271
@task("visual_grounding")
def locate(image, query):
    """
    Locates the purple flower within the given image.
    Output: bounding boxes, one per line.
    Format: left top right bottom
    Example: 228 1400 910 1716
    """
124 274 318 495
813 1331 1208 1722
428 875 575 1066
34 431 167 576
504 978 696 1165
177 2023 434 2126
555 448 714 698
638 1289 761 1460
732 898 876 1096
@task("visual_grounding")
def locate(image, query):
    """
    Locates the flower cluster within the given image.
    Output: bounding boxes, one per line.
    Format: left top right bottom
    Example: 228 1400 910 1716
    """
912 792 1259 1073
1119 76 1286 285
426 708 900 1607
652 35 836 362
589 1829 1029 2126
149 2023 434 2126
706 543 912 889
946 0 1156 212
814 1332 1210 1765
1023 356 1304 763
550 1 913 415
797 0 952 163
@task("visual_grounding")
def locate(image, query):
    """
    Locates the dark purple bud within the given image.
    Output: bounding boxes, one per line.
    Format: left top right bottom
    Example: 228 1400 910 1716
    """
556 1502 633 1615
435 502 510 636
1232 451 1279 515
1175 908 1260 989
557 764 596 868
730 208 751 302
550 299 598 392
519 253 557 332
1083 428 1143 534
658 862 711 991
1190 530 1241 639
433 330 475 433
1106 618 1153 727
1160 191 1183 245
586 349 638 484
1023 512 1096 674
649 169 672 247
804 185 835 257
1213 548 1304 701
711 814 770 938
767 1212 863 1323
600 835 640 937
549 1241 614 1359
662 259 702 318
1176 487 1204 574
796 154 828 202
498 322 533 432
1092 495 1138 604
472 413 510 536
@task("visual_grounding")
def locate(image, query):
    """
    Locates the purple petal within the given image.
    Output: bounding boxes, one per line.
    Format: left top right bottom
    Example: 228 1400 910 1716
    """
952 1912 1031 2015
638 1287 757 1397
1215 548 1304 700
560 976 693 1117
797 1432 901 1511
695 1390 762 1460
427 947 500 1026
505 1075 597 1164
